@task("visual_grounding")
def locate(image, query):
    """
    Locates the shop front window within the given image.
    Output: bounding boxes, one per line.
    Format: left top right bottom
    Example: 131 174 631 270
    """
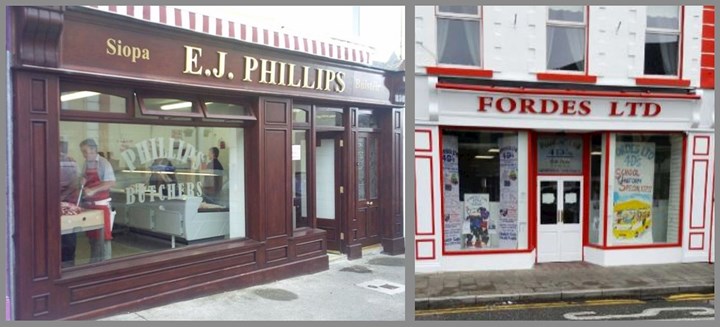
292 130 309 229
442 129 525 252
59 121 244 268
436 6 481 66
644 6 680 76
589 134 603 245
547 6 586 71
609 133 682 246
61 84 128 113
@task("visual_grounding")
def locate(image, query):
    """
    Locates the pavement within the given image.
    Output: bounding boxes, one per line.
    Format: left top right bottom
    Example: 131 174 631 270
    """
100 246 406 321
416 262 715 310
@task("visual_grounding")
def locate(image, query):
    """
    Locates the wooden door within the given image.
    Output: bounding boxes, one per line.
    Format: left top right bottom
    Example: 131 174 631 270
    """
355 132 381 247
315 132 343 251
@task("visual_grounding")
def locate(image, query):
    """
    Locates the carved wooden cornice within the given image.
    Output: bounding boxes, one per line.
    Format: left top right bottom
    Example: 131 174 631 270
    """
13 6 64 67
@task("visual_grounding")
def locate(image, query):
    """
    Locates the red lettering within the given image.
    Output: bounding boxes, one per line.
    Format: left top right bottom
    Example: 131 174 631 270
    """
578 100 591 115
520 98 536 114
609 101 623 116
540 99 559 114
561 100 577 115
626 102 641 116
643 102 661 117
496 97 517 113
479 96 493 112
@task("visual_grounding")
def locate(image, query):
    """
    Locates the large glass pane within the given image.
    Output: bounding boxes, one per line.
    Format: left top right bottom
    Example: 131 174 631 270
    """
540 181 558 225
563 181 581 224
611 134 682 245
537 135 583 174
442 130 520 251
437 18 481 66
589 134 602 245
293 107 309 123
369 136 378 199
357 137 367 200
548 6 585 22
644 33 679 75
292 130 309 228
204 101 249 117
316 107 343 127
61 90 126 113
438 6 478 15
142 97 195 114
316 137 336 220
646 6 679 30
59 122 244 268
358 110 379 128
547 26 585 71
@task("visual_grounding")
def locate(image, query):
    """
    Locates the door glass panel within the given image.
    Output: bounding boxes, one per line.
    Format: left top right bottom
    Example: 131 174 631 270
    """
369 136 378 199
316 137 336 220
563 181 581 224
540 181 558 225
357 137 366 200
292 130 309 228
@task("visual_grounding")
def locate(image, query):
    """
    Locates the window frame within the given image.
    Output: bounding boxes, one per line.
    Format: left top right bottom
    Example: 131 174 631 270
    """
435 5 483 68
60 82 134 119
136 91 205 118
545 5 588 74
199 95 257 121
642 6 682 78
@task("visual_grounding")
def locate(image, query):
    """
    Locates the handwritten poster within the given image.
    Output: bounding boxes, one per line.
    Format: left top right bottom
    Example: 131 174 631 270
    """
442 135 463 250
537 136 583 174
612 141 655 244
498 136 519 249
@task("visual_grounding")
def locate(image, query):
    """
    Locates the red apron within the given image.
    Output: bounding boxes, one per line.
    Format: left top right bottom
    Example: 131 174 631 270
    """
84 161 113 240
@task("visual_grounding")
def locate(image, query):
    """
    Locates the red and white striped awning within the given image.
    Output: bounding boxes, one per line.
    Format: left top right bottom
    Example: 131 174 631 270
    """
83 5 374 65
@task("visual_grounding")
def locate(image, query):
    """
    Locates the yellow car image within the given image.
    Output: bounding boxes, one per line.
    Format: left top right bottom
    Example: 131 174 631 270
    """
613 199 652 239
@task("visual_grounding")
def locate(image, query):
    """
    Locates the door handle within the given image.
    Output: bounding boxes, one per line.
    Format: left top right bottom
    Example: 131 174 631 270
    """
559 210 564 224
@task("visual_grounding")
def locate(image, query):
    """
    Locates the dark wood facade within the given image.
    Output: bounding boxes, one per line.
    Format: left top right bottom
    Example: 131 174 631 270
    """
9 6 404 320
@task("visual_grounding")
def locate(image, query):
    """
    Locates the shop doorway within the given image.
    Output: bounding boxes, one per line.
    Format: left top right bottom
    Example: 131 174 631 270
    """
355 132 381 247
537 176 583 262
315 131 344 251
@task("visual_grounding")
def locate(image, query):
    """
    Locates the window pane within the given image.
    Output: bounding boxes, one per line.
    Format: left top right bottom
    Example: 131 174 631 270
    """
204 102 249 117
59 122 244 268
589 134 602 245
611 134 682 246
357 137 366 200
644 33 679 75
369 137 378 199
357 110 379 128
61 90 126 113
547 26 585 71
537 135 583 174
647 6 679 30
438 6 478 15
316 107 343 127
292 130 309 228
293 108 309 123
437 18 481 66
548 6 584 22
143 98 195 113
442 130 520 251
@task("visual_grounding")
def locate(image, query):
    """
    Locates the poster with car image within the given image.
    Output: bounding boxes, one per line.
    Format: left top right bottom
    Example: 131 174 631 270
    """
442 135 463 250
612 141 655 244
498 136 519 249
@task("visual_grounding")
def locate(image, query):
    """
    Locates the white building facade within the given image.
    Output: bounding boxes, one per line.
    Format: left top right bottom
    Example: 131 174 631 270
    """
414 5 715 273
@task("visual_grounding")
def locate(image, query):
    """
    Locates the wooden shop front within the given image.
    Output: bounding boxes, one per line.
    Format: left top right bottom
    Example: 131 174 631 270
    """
9 6 404 320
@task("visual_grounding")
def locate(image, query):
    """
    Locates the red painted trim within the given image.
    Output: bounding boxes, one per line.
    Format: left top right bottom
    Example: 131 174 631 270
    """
582 134 591 260
635 77 691 87
416 239 436 260
537 73 598 84
439 130 447 255
126 5 134 16
586 243 604 250
240 24 246 41
693 135 711 156
426 67 493 78
591 243 682 250
142 6 150 20
435 82 701 100
529 131 538 258
709 172 715 262
263 29 269 45
537 172 584 176
678 135 687 246
701 39 714 53
415 129 433 152
443 248 535 256
273 31 280 47
415 155 436 236
689 159 710 229
701 53 715 68
688 232 705 250
228 21 235 38
602 133 610 247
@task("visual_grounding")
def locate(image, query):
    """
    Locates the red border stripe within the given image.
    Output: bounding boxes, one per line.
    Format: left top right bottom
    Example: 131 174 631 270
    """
436 82 701 100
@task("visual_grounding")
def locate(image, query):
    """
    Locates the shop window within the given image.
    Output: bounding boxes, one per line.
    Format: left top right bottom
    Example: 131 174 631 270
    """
202 100 255 120
547 6 586 71
609 133 682 246
644 6 680 76
293 105 310 124
292 130 309 229
316 107 343 127
59 121 245 268
137 93 203 118
61 84 128 113
442 129 526 252
436 6 481 66
537 135 583 174
357 109 379 129
589 134 603 245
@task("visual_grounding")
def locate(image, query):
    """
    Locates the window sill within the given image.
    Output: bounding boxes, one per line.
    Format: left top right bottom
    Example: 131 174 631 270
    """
537 72 597 83
635 77 691 87
426 66 493 78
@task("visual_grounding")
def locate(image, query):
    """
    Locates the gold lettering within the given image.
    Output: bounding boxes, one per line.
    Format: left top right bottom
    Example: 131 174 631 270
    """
142 49 150 61
315 69 325 90
243 56 258 82
301 66 315 89
287 63 301 87
324 70 337 91
335 72 346 93
212 51 227 78
277 61 287 86
106 38 117 55
260 59 277 84
183 45 203 75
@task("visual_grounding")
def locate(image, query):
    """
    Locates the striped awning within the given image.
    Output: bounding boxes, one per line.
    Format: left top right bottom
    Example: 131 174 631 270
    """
83 5 374 65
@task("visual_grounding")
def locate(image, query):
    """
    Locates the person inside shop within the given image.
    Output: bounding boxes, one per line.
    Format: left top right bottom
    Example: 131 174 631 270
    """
59 140 79 267
202 146 224 204
149 158 179 197
79 138 116 263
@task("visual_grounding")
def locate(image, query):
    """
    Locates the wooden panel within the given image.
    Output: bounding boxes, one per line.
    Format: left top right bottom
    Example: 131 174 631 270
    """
415 156 435 235
31 79 47 113
264 129 289 237
31 122 49 281
14 7 63 67
31 293 50 317
295 239 323 257
264 101 288 124
266 246 288 263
